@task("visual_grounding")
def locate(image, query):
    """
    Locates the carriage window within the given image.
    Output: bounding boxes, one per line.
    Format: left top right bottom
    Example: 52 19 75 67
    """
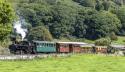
39 43 41 47
49 43 51 47
46 43 48 47
64 44 67 48
74 45 79 47
43 43 45 47
37 43 39 46
47 43 49 47
53 44 56 47
45 43 47 47
37 43 38 46
41 43 43 47
37 43 39 47
47 44 49 47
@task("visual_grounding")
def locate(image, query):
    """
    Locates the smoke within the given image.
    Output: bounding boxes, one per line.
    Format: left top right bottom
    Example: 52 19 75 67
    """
14 19 27 40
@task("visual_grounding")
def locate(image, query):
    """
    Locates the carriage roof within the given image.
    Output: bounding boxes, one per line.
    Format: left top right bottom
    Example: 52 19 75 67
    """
33 41 88 45
110 45 125 49
57 42 87 45
33 41 55 44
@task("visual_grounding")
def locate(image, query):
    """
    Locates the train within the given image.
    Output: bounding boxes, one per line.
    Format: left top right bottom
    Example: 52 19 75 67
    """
9 40 112 54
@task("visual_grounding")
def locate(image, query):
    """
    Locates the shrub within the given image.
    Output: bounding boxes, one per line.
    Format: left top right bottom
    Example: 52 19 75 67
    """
95 38 111 46
109 32 118 41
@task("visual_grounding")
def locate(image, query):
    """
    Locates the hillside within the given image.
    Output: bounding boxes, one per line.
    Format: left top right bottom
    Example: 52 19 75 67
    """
0 0 124 46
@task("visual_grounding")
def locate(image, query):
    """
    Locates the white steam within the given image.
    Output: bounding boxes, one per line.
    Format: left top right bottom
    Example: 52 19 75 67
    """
14 20 27 40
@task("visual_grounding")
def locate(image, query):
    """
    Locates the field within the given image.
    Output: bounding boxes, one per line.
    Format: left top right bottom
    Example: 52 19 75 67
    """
84 36 125 44
113 36 125 44
0 54 125 72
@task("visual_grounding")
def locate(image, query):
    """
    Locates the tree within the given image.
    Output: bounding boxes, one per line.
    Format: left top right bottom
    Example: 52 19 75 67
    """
18 2 52 27
102 0 111 11
49 3 77 38
73 0 96 8
14 0 124 40
95 0 104 11
27 26 53 41
114 0 123 5
73 15 87 38
0 0 15 40
85 11 121 40
116 7 125 35
72 8 92 38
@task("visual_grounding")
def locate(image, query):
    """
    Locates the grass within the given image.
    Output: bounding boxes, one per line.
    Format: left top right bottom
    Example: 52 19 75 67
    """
0 54 125 72
112 36 125 45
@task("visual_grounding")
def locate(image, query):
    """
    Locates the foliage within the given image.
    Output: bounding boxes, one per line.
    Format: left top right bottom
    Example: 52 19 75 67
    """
95 0 104 11
50 3 77 38
0 1 15 40
116 7 125 35
102 0 111 11
73 0 96 8
7 0 125 40
86 11 121 40
114 0 124 5
109 32 118 41
95 38 111 46
112 36 125 44
27 26 53 41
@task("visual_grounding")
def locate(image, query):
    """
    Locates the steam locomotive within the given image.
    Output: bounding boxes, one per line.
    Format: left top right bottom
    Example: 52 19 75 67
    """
9 40 33 54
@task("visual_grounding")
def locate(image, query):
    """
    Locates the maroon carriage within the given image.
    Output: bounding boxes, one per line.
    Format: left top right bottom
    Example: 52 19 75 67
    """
57 42 70 53
57 42 87 53
69 44 81 53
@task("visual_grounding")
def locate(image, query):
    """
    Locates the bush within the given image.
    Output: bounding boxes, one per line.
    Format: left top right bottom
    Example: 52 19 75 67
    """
27 26 53 41
95 38 111 46
109 32 118 41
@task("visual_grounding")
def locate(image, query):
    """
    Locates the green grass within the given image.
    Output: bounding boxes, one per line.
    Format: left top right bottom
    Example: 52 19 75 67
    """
0 54 125 72
112 36 125 44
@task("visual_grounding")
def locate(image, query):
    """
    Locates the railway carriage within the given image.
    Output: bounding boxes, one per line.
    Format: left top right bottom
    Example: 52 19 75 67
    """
95 46 108 53
56 42 70 53
109 45 125 54
57 42 87 53
33 41 57 53
69 44 81 53
80 44 95 53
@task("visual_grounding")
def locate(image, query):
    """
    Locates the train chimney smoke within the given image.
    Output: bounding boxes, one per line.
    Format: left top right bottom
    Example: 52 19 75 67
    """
14 19 27 40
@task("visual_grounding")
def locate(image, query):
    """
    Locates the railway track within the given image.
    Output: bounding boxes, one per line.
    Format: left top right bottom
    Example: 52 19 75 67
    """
0 53 71 60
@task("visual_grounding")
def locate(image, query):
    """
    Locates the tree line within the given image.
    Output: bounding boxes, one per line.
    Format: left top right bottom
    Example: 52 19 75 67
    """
1 0 125 42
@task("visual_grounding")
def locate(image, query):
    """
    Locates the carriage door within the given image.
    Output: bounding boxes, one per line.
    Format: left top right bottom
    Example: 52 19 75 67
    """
69 44 73 53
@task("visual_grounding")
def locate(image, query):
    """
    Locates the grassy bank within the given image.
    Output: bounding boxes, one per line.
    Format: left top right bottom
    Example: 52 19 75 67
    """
112 36 125 45
0 54 125 72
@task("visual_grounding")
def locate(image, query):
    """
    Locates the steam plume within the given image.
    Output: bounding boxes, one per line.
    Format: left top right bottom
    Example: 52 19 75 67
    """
14 19 27 40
